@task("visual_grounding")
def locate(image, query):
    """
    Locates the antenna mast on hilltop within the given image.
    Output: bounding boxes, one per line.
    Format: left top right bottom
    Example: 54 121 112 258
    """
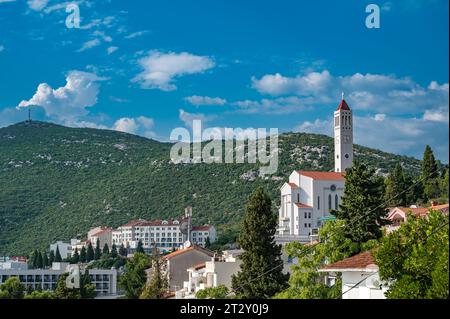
28 107 32 123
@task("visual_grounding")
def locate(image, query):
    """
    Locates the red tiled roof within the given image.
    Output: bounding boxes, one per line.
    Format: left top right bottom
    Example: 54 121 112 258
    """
337 99 351 111
320 251 376 271
288 182 298 188
163 245 215 260
297 170 345 181
190 263 206 271
295 202 312 209
121 219 147 227
431 204 449 213
192 225 212 231
139 217 189 227
91 227 113 237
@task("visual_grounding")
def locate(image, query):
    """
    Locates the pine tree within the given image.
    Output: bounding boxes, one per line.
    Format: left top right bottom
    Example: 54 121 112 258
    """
385 164 408 207
103 243 110 256
205 237 211 249
86 242 94 261
231 187 288 299
111 244 118 258
48 250 55 265
42 252 49 268
55 246 62 262
136 240 145 254
79 246 87 263
334 161 388 247
72 248 80 264
94 239 101 260
36 250 43 269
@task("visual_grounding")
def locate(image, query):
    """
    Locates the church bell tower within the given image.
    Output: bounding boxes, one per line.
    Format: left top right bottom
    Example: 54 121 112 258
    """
334 93 353 172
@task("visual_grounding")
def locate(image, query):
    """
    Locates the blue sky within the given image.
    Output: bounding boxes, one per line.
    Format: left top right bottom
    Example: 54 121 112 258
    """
0 0 448 161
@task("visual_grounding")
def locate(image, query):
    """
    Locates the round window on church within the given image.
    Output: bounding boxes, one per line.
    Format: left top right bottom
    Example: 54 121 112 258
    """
330 184 336 192
336 155 339 159
345 154 349 159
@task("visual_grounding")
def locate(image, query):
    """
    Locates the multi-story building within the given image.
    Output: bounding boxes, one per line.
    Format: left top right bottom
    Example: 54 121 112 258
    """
49 241 75 259
277 97 353 243
88 227 113 249
0 262 118 296
111 218 216 252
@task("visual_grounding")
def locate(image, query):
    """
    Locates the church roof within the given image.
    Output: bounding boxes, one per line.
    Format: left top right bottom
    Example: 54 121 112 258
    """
295 202 312 209
297 171 345 181
337 99 351 111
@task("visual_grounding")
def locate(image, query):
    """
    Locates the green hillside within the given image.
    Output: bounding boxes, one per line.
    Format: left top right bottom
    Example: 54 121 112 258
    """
0 121 422 255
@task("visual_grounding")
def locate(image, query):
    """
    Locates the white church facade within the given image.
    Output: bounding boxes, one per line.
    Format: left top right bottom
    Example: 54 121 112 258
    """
277 96 354 243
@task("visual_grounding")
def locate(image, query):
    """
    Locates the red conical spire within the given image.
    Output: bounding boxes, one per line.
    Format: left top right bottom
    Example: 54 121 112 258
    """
337 92 351 111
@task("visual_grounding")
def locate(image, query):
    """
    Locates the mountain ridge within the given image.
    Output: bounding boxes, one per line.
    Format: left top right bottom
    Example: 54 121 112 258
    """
0 120 423 255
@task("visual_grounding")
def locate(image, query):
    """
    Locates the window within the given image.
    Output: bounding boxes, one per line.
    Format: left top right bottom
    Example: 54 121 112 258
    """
335 195 339 210
328 194 332 210
308 223 311 228
297 194 300 203
304 212 307 219
317 196 320 210
304 223 307 228
308 212 311 219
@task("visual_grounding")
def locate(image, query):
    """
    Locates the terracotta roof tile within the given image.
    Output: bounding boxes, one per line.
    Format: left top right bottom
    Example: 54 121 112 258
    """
297 170 345 181
163 245 214 260
295 202 312 209
288 182 298 188
320 251 376 271
192 225 212 231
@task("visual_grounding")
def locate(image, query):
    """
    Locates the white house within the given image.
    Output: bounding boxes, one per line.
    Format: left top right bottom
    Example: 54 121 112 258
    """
88 227 113 249
319 251 389 299
49 241 74 259
277 97 353 243
176 249 243 299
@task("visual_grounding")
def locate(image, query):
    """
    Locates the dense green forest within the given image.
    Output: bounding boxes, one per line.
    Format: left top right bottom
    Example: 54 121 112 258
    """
0 121 428 255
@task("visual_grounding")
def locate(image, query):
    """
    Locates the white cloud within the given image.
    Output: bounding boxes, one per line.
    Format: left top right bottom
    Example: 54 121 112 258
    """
295 119 332 136
107 46 119 55
17 71 106 124
374 113 386 121
77 39 101 52
133 51 215 91
179 109 216 129
27 0 48 11
0 45 4 53
113 116 156 138
251 70 449 116
124 31 150 39
233 96 312 114
423 108 449 123
185 95 227 106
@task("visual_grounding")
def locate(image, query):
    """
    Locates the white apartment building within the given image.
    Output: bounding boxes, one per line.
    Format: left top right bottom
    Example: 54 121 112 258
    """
50 240 75 259
0 262 118 296
112 218 216 252
176 250 243 299
277 97 353 243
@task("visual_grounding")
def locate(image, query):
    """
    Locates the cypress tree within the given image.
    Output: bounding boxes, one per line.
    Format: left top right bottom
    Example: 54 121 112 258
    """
72 248 80 264
136 240 145 254
86 242 94 261
36 251 43 269
102 243 110 255
334 161 388 246
385 164 408 207
55 246 62 262
111 244 118 258
231 187 288 298
422 145 439 179
119 244 127 257
48 250 55 265
30 249 39 269
80 246 87 263
94 239 101 260
42 252 49 268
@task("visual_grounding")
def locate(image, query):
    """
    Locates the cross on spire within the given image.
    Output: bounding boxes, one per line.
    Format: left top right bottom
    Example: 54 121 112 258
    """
341 91 345 100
